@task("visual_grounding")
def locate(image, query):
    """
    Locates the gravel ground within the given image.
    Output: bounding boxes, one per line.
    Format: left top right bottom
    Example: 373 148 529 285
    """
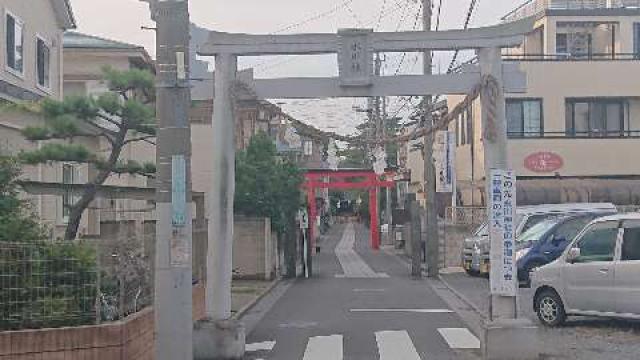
441 271 640 360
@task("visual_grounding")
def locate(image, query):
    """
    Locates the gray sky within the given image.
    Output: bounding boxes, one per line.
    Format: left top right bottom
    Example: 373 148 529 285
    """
69 0 526 134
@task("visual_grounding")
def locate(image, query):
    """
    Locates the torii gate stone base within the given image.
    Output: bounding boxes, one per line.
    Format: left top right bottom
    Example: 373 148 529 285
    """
194 18 540 360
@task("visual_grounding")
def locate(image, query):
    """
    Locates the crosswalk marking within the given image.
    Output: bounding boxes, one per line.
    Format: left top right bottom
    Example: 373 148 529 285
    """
350 308 453 314
245 341 276 352
302 334 343 360
375 330 421 360
335 224 388 278
437 328 481 349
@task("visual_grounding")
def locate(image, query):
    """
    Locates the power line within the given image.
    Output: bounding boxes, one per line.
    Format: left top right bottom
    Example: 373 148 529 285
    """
435 0 444 31
445 0 479 74
375 0 389 30
272 0 355 34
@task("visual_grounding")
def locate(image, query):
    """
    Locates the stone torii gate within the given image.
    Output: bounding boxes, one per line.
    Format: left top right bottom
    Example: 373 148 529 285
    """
197 17 538 360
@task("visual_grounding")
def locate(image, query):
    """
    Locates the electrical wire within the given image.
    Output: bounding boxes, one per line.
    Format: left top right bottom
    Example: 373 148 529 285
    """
445 0 479 74
271 0 356 34
435 0 444 31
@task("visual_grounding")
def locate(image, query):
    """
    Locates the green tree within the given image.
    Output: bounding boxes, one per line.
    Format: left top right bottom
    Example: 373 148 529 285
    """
235 132 303 235
0 156 46 241
0 156 97 330
13 67 156 240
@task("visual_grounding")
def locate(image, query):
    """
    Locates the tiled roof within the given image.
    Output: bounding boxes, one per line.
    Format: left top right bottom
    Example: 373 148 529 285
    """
63 32 144 50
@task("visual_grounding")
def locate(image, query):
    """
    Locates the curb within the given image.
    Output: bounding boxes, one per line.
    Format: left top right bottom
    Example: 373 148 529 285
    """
232 278 281 320
437 274 488 321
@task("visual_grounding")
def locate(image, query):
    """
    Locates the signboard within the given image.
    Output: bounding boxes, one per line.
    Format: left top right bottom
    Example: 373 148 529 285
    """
489 169 517 296
435 131 455 193
337 29 373 87
171 155 190 267
524 152 563 173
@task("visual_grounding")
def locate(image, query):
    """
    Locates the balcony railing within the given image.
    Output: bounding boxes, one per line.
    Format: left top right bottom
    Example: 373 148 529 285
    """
508 130 640 138
503 0 640 22
503 53 640 61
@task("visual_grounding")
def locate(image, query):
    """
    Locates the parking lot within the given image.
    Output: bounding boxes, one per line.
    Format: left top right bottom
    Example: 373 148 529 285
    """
441 271 640 360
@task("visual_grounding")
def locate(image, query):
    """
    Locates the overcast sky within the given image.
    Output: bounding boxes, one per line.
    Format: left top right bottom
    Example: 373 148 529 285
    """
68 0 526 134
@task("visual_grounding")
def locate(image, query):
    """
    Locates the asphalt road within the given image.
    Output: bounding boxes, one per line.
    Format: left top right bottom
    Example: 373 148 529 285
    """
244 222 481 360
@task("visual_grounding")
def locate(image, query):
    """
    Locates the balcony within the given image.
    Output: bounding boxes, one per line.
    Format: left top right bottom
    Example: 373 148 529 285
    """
503 0 640 22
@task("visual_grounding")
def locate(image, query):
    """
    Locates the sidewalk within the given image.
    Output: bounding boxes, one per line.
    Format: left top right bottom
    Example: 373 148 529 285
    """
231 279 279 318
439 270 640 360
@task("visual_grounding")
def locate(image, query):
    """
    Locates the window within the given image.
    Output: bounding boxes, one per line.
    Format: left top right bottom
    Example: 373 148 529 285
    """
634 23 640 58
552 216 593 243
574 222 619 263
566 99 625 137
5 12 24 74
555 29 592 58
506 99 542 137
62 164 75 222
556 33 568 54
36 37 51 89
466 105 473 145
621 221 640 261
460 112 467 145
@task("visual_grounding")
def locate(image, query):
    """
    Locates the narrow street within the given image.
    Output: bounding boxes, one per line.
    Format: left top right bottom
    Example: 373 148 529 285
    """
244 222 480 360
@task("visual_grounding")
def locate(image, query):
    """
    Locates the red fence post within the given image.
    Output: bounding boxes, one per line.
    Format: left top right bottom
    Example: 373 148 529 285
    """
307 187 317 249
369 187 380 250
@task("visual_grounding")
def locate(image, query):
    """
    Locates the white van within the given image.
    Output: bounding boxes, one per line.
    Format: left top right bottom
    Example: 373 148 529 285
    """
531 213 640 326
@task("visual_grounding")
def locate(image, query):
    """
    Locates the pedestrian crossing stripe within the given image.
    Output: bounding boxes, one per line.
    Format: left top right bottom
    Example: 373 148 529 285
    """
245 328 480 358
437 328 481 349
375 330 421 360
246 340 276 352
302 334 343 360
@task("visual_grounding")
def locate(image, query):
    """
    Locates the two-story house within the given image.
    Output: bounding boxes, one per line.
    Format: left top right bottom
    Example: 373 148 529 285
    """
61 31 156 236
0 0 75 235
450 0 640 207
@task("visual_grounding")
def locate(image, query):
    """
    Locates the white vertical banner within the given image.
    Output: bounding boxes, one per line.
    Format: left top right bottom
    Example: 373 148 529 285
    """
489 169 517 296
435 131 455 193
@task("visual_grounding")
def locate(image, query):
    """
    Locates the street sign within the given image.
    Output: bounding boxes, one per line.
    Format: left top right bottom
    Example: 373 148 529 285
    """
435 131 455 193
489 169 517 297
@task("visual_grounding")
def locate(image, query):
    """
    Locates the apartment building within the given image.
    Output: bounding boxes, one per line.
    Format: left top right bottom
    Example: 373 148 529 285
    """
450 0 640 207
0 0 75 234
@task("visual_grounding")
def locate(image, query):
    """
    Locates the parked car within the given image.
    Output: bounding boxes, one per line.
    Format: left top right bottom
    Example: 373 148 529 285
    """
462 203 617 276
515 214 605 286
532 213 640 326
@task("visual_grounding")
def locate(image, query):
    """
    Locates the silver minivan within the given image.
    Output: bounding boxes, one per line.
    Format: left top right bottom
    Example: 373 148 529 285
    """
531 213 640 326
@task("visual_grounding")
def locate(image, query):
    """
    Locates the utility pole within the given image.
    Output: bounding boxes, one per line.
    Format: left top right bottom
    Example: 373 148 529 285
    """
423 0 440 277
142 1 193 359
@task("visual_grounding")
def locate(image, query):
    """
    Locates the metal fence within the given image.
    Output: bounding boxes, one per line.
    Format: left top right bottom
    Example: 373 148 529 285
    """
0 235 153 331
0 241 97 331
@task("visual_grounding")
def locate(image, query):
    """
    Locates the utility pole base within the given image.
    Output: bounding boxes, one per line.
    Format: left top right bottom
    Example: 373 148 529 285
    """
194 318 245 360
483 318 539 360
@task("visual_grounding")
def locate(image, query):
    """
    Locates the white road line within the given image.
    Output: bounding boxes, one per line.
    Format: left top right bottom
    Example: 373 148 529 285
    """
335 224 388 278
353 288 387 292
350 308 453 313
437 328 481 349
302 335 343 360
245 340 276 352
375 330 421 360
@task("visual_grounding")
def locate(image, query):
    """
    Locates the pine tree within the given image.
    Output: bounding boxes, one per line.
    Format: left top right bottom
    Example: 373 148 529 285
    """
15 67 156 240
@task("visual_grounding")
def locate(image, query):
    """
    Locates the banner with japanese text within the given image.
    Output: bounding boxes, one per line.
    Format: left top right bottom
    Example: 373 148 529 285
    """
489 169 517 296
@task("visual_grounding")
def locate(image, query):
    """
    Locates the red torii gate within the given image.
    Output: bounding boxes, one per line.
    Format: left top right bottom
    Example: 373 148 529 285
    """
304 169 394 250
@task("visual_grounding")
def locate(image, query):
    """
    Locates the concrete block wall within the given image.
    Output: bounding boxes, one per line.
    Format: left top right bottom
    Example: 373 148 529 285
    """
233 216 276 280
0 284 207 360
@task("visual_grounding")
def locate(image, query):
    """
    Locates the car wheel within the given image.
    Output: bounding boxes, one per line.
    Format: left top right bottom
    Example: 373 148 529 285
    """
535 289 566 327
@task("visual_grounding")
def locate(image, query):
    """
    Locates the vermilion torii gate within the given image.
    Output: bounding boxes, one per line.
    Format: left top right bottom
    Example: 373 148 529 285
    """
305 169 394 250
197 17 535 343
